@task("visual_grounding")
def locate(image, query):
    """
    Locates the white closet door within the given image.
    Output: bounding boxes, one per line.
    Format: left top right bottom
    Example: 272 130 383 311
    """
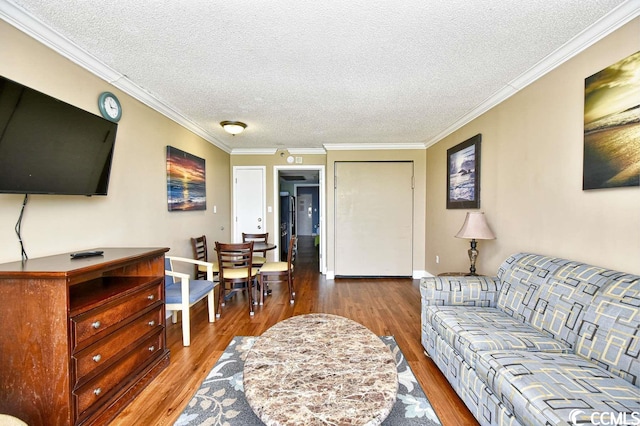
335 161 413 276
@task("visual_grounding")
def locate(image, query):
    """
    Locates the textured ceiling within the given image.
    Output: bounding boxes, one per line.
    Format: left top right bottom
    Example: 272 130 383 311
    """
2 0 637 153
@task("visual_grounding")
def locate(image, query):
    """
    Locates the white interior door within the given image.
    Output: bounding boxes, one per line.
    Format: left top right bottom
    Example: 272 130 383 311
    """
233 167 266 242
335 161 413 276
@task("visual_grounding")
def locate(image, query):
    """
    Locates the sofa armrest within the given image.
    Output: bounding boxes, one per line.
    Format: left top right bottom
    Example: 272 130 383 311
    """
420 275 501 307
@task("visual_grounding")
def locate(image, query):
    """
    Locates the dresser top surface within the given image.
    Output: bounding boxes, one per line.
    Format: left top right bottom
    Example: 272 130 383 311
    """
0 247 168 276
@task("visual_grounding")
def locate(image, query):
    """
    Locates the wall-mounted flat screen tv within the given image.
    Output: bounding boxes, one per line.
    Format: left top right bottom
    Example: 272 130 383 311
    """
0 76 118 195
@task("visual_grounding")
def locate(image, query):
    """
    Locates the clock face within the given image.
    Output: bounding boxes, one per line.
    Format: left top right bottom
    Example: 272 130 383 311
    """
98 92 121 122
105 97 119 118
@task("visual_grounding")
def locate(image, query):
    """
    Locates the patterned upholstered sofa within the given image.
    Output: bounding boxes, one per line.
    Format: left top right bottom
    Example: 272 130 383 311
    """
420 253 639 426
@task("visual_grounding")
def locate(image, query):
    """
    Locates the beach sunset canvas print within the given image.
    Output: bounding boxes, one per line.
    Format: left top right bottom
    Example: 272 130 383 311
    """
583 50 640 190
166 146 206 211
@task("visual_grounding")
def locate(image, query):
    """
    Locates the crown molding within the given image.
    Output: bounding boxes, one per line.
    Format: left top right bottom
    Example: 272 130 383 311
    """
3 0 637 154
0 0 233 154
231 148 278 155
288 148 327 155
424 0 640 148
230 147 327 155
323 143 426 151
0 1 121 82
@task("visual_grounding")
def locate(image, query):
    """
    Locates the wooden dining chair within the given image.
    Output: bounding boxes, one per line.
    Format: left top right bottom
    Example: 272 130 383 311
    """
215 241 260 317
258 235 297 305
242 232 269 267
191 235 219 280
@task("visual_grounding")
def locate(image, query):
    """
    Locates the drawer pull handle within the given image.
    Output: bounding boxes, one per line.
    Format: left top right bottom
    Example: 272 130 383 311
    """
147 294 155 301
148 320 155 327
94 388 102 396
149 345 155 352
92 354 102 363
91 321 101 329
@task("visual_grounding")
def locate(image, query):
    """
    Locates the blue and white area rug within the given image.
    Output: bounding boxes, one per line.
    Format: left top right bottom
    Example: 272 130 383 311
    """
175 335 442 425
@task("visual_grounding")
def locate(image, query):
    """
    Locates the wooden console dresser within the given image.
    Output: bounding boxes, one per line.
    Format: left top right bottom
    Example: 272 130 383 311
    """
0 247 170 426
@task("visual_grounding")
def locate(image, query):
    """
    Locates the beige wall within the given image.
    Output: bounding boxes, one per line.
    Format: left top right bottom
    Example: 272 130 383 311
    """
326 149 427 277
3 17 636 276
0 21 231 263
231 149 427 277
230 152 326 258
425 18 640 276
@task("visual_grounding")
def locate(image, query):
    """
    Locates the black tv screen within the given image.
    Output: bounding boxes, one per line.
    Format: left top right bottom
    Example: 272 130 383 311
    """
0 76 118 195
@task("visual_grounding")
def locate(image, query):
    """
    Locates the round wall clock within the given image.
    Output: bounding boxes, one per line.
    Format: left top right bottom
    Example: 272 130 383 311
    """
97 92 122 122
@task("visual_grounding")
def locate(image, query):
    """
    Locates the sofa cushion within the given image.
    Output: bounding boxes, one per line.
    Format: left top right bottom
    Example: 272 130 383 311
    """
423 321 464 391
420 275 501 307
476 350 640 426
496 254 566 323
426 306 570 369
496 253 624 350
574 274 640 386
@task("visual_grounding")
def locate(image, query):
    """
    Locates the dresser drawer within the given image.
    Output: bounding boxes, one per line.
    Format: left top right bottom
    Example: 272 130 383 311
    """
71 280 162 350
72 306 164 385
73 330 164 421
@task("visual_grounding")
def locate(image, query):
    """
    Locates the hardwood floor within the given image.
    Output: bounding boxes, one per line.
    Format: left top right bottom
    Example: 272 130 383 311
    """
111 236 478 426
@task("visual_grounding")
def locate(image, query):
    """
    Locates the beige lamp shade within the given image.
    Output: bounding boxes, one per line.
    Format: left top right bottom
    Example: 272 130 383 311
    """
455 212 496 240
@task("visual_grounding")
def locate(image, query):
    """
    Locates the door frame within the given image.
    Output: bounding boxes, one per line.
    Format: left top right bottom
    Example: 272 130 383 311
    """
232 166 266 243
273 165 326 275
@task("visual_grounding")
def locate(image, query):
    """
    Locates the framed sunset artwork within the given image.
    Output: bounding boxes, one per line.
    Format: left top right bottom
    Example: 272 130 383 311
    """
166 146 206 211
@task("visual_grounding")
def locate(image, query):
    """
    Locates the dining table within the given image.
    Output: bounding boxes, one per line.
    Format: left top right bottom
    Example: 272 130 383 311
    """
251 242 277 253
208 241 278 303
197 242 276 274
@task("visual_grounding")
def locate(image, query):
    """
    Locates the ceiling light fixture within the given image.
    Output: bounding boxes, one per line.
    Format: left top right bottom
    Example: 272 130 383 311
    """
220 121 247 135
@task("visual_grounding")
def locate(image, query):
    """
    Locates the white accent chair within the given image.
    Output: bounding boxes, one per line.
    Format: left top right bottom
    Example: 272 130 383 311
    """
165 256 217 346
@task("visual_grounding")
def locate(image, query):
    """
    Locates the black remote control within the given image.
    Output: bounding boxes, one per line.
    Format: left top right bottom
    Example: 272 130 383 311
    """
70 250 104 259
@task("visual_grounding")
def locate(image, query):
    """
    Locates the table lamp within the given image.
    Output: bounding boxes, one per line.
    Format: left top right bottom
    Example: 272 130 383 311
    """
455 212 496 275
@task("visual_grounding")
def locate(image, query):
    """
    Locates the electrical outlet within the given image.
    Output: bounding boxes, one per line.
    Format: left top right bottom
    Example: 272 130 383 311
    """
436 255 440 264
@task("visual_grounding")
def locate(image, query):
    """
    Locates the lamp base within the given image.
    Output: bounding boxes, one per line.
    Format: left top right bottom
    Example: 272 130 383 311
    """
467 239 478 276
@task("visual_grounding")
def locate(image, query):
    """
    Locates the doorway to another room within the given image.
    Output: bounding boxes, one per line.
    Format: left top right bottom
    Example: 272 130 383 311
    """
274 166 325 275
